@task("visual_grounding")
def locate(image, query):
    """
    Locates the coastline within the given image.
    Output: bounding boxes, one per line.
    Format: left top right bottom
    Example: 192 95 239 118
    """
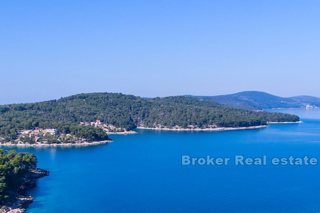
136 125 267 132
0 140 112 147
0 169 49 213
267 121 302 124
106 130 137 135
0 122 301 147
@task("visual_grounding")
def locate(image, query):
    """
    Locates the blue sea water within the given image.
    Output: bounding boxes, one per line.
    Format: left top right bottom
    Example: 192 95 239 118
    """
5 109 320 213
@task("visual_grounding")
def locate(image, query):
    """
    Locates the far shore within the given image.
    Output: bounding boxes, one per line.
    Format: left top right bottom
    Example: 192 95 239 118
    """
0 140 112 147
136 125 267 132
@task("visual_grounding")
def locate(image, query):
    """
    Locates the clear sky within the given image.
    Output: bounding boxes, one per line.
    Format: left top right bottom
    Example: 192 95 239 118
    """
0 0 319 104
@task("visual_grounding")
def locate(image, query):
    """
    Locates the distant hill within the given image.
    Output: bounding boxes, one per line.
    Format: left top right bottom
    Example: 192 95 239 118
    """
196 91 320 110
0 92 299 141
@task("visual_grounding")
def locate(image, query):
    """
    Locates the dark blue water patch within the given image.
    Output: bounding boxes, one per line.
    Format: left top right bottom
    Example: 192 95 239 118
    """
3 118 320 213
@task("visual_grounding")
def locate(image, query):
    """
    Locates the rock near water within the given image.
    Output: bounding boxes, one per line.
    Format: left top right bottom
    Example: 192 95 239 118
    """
0 168 49 213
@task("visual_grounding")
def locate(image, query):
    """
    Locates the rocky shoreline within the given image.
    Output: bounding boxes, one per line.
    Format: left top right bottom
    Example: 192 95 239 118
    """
267 121 302 124
0 140 112 147
106 130 137 135
0 169 49 213
0 123 300 148
137 125 267 132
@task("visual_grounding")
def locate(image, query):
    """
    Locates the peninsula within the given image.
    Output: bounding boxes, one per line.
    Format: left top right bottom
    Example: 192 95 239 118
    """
0 92 300 146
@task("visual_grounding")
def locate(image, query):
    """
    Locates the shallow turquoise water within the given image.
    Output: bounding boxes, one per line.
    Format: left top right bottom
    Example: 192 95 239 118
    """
4 109 320 213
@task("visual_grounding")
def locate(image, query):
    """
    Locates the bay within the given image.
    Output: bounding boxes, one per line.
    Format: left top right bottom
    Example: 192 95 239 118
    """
5 109 320 213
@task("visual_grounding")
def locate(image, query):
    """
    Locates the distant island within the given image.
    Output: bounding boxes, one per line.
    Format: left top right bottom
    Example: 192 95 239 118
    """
0 150 48 213
0 92 300 146
196 91 320 110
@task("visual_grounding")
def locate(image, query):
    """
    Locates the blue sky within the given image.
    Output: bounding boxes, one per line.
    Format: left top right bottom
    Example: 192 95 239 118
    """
0 0 319 104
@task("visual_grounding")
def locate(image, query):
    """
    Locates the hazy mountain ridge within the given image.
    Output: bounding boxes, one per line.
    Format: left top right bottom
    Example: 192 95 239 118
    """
196 91 320 110
290 96 320 107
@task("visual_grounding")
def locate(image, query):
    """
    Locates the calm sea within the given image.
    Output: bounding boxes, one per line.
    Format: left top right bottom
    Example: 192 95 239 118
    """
6 109 320 213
